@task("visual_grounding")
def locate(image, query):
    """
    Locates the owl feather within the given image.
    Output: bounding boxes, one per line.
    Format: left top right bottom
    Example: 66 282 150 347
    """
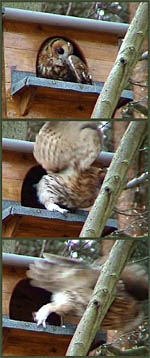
37 38 92 84
27 253 148 331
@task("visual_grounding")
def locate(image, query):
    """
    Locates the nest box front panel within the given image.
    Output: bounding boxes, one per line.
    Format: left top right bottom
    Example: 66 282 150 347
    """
3 20 119 118
3 264 26 316
2 150 36 201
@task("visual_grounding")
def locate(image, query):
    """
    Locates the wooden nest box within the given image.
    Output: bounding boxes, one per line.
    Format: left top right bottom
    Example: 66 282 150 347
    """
2 138 117 238
2 253 106 356
2 7 133 118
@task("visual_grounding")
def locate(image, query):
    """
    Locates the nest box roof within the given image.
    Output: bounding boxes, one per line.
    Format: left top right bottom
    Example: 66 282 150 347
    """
3 7 129 36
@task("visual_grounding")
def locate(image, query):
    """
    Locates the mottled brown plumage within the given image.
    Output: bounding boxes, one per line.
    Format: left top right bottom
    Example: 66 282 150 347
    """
33 121 103 213
36 37 92 84
34 121 102 172
27 253 148 332
36 167 103 213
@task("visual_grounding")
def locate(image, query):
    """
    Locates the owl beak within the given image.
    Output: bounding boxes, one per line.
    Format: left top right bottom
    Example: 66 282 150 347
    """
67 42 73 52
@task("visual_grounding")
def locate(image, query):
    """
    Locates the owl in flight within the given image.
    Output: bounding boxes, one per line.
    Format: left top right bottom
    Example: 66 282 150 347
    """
27 253 148 332
36 37 92 84
33 121 104 213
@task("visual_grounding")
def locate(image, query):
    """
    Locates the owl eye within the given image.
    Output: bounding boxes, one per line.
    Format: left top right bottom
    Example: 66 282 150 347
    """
56 47 64 55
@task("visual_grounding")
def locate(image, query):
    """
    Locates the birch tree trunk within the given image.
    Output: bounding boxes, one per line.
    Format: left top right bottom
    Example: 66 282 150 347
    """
66 239 135 356
80 120 147 238
91 2 148 118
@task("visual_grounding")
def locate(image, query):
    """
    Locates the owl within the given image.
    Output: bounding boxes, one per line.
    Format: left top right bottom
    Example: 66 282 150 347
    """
36 37 92 84
33 121 104 213
33 121 102 172
35 166 104 214
27 253 148 332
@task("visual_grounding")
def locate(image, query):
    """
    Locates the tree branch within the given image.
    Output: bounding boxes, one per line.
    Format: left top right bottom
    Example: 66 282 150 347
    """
125 171 148 189
126 101 148 116
66 240 135 356
107 345 149 356
139 50 148 61
91 2 148 118
80 120 147 238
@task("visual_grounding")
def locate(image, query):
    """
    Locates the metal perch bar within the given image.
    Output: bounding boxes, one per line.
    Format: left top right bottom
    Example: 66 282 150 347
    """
2 138 114 167
3 7 129 35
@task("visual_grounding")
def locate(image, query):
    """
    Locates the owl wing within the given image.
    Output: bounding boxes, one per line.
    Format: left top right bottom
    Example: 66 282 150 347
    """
26 253 100 293
33 121 102 172
67 55 92 84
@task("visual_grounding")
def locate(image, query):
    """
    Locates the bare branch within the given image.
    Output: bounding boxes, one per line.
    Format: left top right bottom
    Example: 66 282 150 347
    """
125 172 148 189
107 345 149 356
66 2 72 16
125 101 148 116
139 50 148 61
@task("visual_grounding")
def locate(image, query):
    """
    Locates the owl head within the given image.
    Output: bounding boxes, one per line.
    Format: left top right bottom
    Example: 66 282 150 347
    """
36 37 92 84
51 38 74 59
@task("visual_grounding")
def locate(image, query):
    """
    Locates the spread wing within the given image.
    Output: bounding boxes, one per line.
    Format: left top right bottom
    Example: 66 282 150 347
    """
33 121 102 172
26 252 100 293
26 253 148 331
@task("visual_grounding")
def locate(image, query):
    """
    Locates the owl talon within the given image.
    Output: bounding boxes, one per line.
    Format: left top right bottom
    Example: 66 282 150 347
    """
33 307 50 328
46 202 68 215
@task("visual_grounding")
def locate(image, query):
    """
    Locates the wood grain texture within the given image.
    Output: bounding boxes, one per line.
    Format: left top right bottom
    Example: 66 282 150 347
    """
2 326 72 356
2 151 36 200
3 265 26 315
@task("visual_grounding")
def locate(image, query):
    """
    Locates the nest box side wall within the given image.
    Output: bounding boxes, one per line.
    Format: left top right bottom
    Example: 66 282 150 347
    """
3 264 26 316
2 150 36 201
3 18 119 118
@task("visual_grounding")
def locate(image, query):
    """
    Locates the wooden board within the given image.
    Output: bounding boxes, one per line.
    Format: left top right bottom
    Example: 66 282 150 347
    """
2 150 36 201
2 316 106 356
3 265 26 315
11 72 132 117
3 323 73 356
2 201 117 238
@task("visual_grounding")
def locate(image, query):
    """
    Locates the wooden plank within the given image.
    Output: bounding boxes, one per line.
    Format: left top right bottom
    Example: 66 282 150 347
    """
4 47 116 81
4 90 94 119
9 78 132 119
4 30 118 61
2 179 22 201
2 316 106 356
2 292 12 315
4 49 116 90
2 215 23 237
2 205 117 238
3 266 26 315
2 151 36 200
8 215 84 238
3 151 36 179
19 87 37 116
2 30 7 118
4 47 37 74
2 326 72 356
3 20 118 46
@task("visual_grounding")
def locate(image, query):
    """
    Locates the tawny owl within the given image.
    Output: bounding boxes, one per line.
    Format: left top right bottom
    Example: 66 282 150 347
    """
34 121 102 172
26 253 148 332
35 166 104 213
36 37 92 84
33 121 104 213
